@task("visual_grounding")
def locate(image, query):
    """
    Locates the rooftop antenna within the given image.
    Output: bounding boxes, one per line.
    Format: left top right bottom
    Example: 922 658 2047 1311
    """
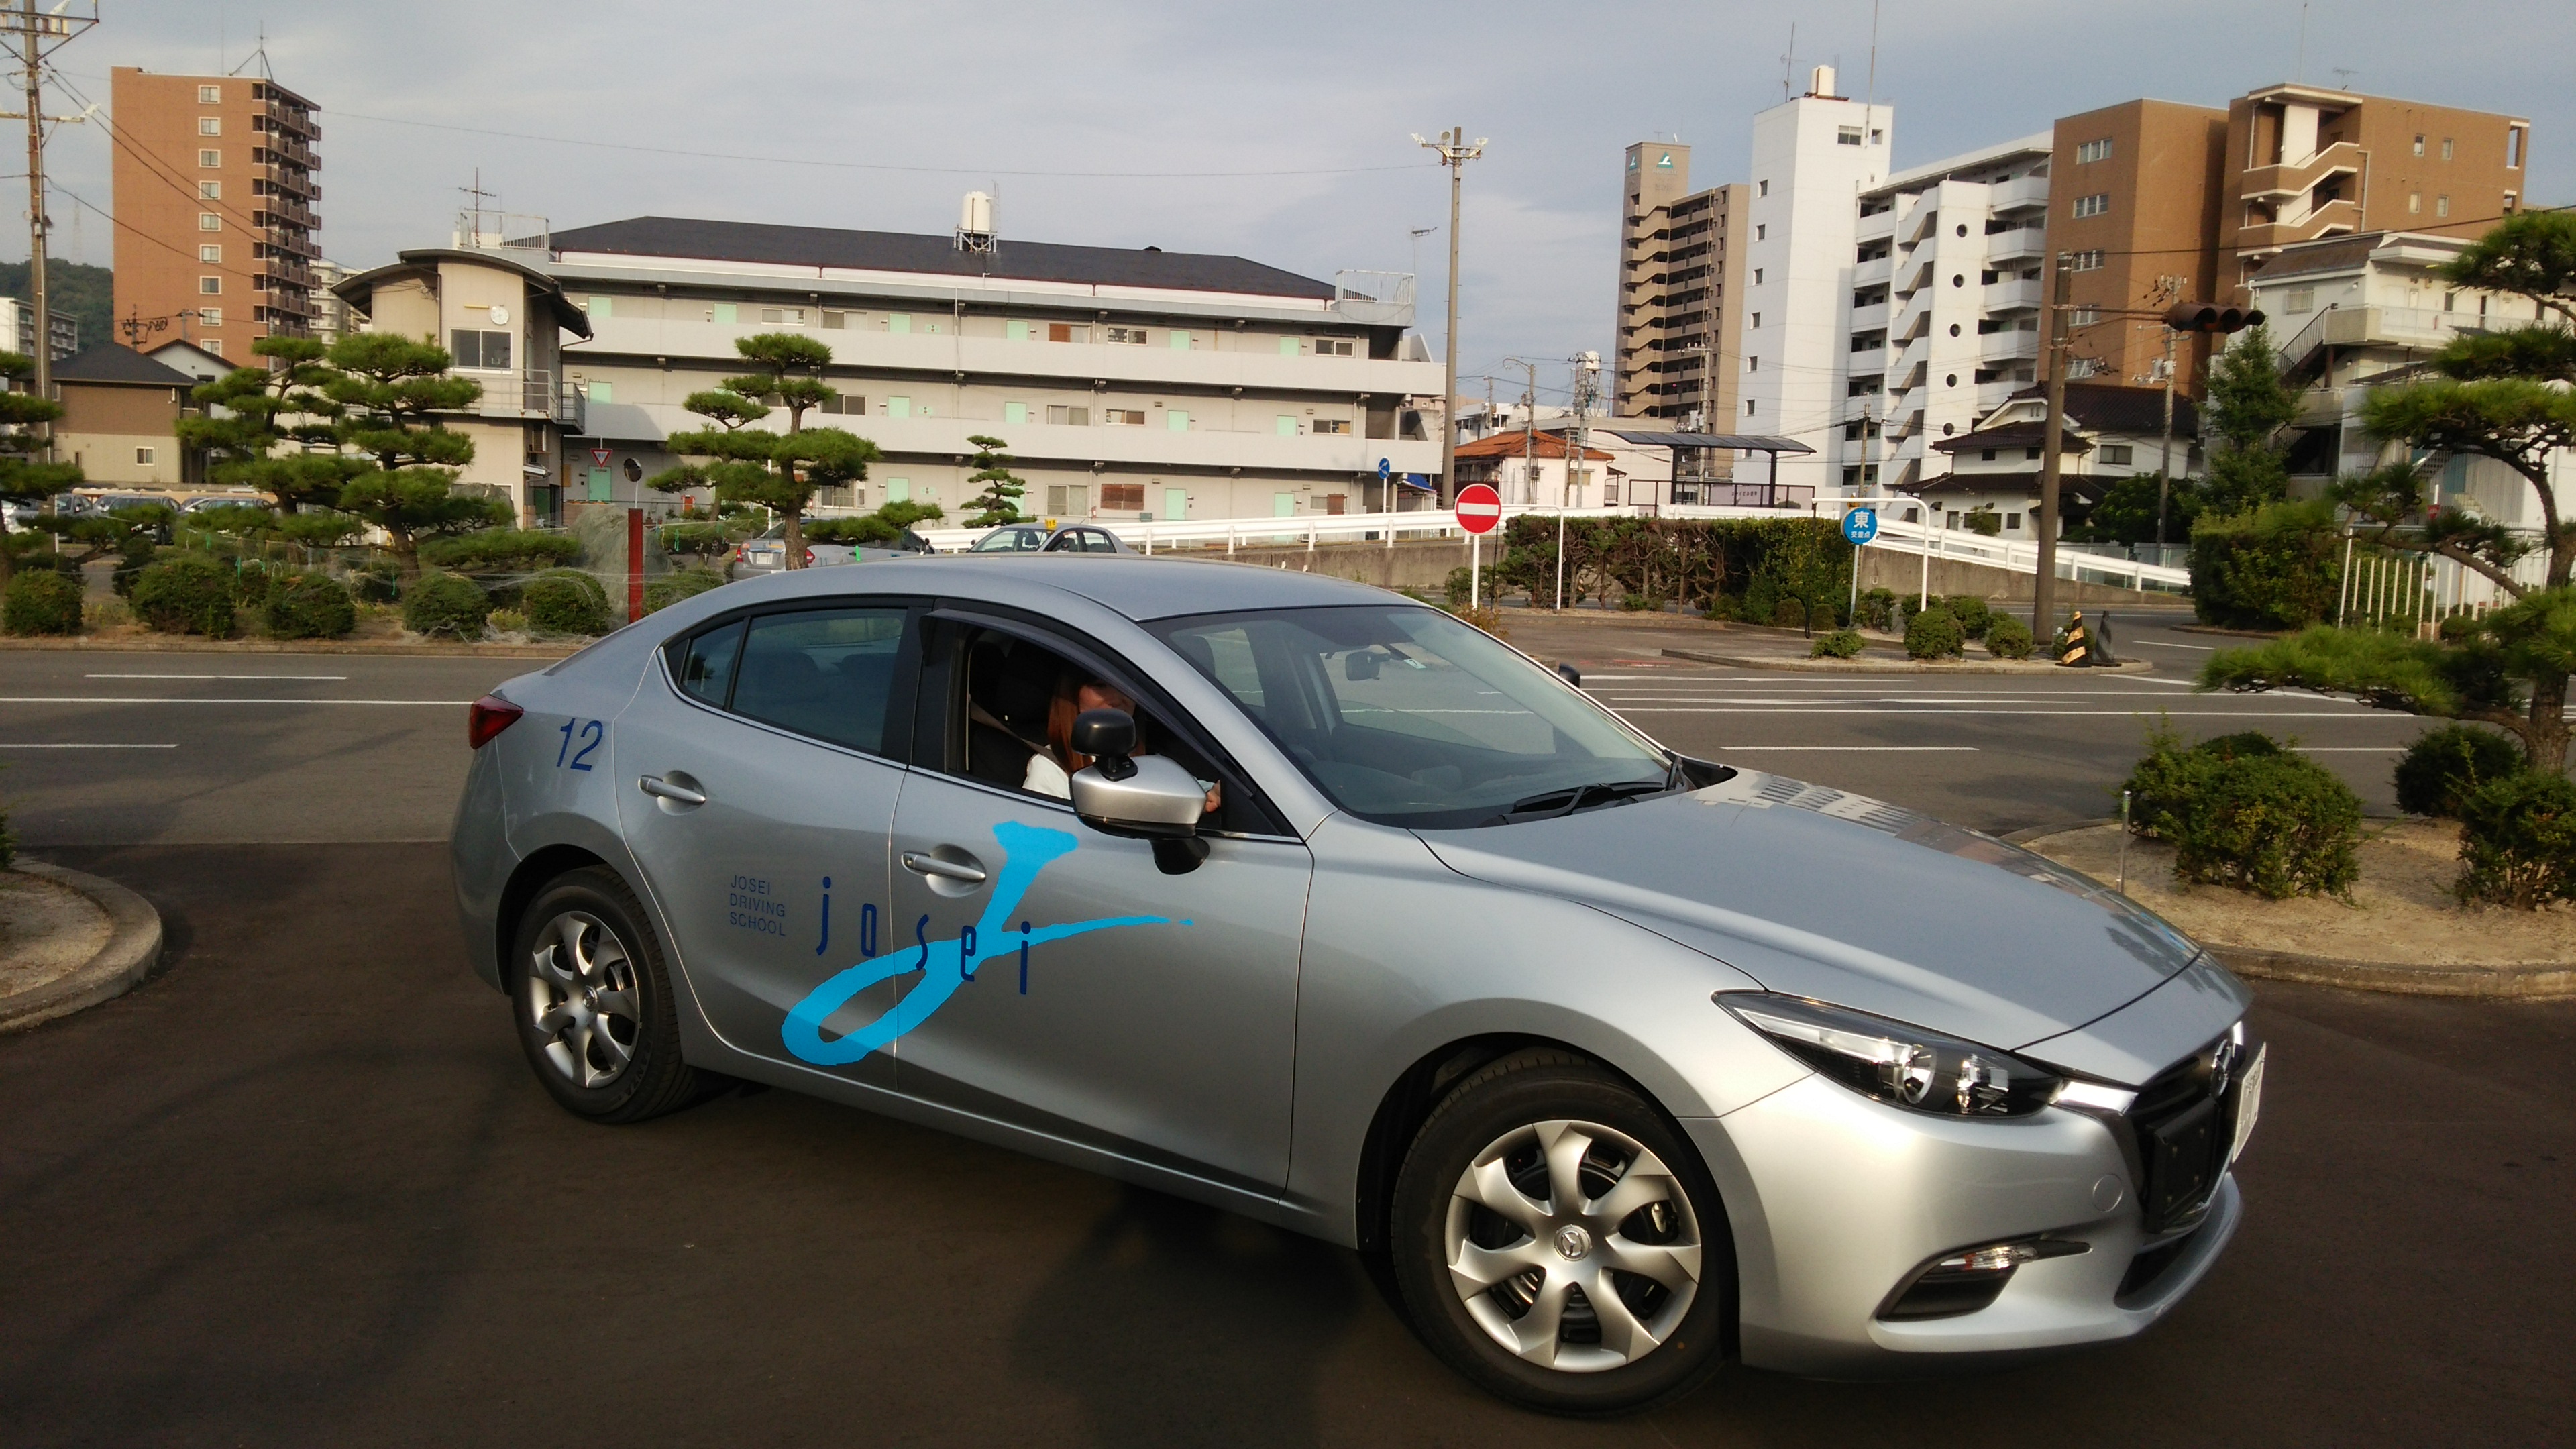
459 169 497 245
1865 0 1880 107
2296 1 2309 81
2330 67 2358 90
1780 22 1797 101
228 25 276 80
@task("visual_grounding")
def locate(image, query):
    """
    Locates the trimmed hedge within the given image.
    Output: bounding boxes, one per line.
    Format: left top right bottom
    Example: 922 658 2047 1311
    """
523 573 617 636
350 561 401 604
2456 771 2576 908
1497 513 1850 614
1856 587 1897 631
1904 607 1964 659
644 568 727 614
2394 724 2523 819
1944 595 1994 640
2125 728 2359 898
419 527 583 573
1986 615 2035 659
3 568 85 635
1811 629 1865 659
130 553 237 638
402 570 491 639
2190 500 2343 629
264 573 357 639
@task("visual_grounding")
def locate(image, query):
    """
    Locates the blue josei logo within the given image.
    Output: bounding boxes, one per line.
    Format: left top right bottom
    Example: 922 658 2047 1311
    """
781 820 1179 1066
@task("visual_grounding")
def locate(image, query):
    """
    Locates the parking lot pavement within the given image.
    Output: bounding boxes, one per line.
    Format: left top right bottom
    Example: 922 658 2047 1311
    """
1 844 2568 1446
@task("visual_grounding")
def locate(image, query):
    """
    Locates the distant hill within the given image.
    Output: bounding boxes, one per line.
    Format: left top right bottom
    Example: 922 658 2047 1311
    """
0 259 113 355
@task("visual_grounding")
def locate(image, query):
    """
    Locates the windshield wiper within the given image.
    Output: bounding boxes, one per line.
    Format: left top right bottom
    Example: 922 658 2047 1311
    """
1507 779 1672 820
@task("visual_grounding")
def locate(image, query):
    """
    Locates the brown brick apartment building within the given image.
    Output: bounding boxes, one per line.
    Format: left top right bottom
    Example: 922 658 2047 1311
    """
109 68 321 363
1613 142 1746 439
2041 100 2231 392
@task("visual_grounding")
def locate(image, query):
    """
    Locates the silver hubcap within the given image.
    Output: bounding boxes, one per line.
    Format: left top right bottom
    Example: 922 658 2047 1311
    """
527 910 641 1089
1444 1118 1703 1373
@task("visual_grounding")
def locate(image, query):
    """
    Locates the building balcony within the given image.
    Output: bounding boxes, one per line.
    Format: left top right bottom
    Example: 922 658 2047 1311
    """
1853 254 1894 288
1982 278 2043 313
257 199 320 231
260 99 318 141
256 164 316 201
1978 329 2040 364
468 369 586 429
2237 197 2359 253
1985 225 2045 264
1847 346 1888 374
1848 301 1890 333
1990 174 2049 213
263 228 321 262
1856 207 1898 243
2268 303 2480 369
2240 141 2362 203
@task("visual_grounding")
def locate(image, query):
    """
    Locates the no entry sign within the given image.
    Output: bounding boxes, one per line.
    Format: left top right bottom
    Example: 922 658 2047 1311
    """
1455 484 1502 534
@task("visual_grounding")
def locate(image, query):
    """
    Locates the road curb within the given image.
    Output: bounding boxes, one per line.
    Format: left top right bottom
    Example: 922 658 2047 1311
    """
0 860 166 1033
2005 822 2575 999
0 637 578 659
1659 647 2155 675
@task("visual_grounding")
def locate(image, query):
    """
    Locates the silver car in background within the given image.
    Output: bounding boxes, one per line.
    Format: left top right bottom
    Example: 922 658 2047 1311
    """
451 558 2261 1415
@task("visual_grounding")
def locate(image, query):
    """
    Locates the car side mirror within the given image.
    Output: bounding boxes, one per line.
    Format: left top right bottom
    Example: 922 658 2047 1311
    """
1556 663 1582 688
1069 708 1138 780
1069 753 1208 875
1345 649 1381 682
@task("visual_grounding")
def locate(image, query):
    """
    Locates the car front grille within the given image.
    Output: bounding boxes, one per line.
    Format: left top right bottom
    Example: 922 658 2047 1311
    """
2126 1027 2253 1236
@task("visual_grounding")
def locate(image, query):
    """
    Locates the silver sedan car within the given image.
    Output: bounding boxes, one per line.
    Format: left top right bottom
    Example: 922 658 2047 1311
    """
452 557 2260 1415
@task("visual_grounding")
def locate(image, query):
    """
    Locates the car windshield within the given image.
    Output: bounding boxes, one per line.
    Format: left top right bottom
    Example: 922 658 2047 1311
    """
1149 604 1672 828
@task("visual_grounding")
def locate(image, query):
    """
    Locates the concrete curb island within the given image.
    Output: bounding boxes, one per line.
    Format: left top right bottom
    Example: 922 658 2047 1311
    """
0 636 578 659
0 861 166 1032
1661 647 2157 675
2002 822 2573 999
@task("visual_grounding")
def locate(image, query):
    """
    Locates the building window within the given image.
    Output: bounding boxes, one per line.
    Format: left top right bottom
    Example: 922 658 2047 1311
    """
759 307 806 325
2436 195 2451 217
198 275 222 295
2102 445 2134 466
198 244 221 263
197 211 222 233
1750 312 1761 329
1104 326 1150 345
1752 268 1764 284
2076 138 2112 164
2412 134 2426 157
2284 286 2316 314
198 308 221 326
197 116 221 136
197 84 221 103
2070 307 2102 327
1748 356 1759 372
2504 192 2520 214
1755 225 1767 241
2065 250 2105 272
1313 418 1351 435
135 446 156 465
448 329 513 369
1758 179 1768 196
2006 513 2021 530
2508 127 2526 168
2408 192 2422 214
1103 408 1146 426
2071 193 2109 218
1980 447 1997 461
1044 405 1090 426
1313 337 1356 356
1049 323 1083 343
1837 127 1862 146
198 180 221 199
2442 137 2454 160
198 148 220 168
1101 483 1145 511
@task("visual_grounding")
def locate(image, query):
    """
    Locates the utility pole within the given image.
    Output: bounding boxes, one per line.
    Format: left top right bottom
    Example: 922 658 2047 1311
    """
2033 253 2074 637
1415 127 1484 506
1 1 97 463
2155 327 2178 553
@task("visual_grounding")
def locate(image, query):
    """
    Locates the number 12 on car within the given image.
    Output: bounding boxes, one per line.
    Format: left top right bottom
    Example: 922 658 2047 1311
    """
556 718 604 771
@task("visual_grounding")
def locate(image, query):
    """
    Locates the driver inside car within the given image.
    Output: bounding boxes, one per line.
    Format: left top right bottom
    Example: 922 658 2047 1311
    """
1022 672 1223 814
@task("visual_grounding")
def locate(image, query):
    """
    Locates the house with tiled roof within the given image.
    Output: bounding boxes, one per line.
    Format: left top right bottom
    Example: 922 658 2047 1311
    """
1893 381 2199 535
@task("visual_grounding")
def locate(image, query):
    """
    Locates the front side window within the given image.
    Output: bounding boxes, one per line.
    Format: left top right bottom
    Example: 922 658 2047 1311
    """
1150 604 1672 829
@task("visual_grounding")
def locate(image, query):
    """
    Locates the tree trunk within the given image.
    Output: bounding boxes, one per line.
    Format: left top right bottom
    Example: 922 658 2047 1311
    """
2528 669 2570 775
783 508 805 570
394 531 421 584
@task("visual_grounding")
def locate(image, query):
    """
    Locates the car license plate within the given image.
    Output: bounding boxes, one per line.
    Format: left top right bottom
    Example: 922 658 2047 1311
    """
2228 1047 2265 1165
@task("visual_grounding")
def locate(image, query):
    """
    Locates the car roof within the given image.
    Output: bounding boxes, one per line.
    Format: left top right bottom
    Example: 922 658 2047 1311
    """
708 553 1400 622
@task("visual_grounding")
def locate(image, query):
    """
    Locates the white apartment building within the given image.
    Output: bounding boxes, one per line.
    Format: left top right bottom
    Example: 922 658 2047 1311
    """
1736 66 1891 492
1840 134 2054 493
531 215 1444 524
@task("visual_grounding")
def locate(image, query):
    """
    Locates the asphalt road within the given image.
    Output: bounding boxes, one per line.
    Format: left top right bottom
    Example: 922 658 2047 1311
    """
1 638 2569 1446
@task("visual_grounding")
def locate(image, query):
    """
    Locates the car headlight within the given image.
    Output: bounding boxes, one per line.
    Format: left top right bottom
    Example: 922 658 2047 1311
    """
1717 992 2063 1118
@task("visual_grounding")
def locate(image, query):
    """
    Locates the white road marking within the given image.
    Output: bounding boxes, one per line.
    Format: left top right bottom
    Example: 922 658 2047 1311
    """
2131 641 2214 651
84 673 351 680
2293 746 2410 751
1718 745 1980 752
1609 707 2410 718
0 743 178 749
0 697 471 706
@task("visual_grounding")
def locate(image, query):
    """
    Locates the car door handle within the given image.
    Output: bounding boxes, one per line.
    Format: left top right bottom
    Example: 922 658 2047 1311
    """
639 774 708 806
901 851 988 885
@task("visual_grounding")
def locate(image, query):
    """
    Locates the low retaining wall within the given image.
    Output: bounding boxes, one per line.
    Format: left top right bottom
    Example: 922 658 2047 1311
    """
1154 537 1473 592
1858 549 2175 606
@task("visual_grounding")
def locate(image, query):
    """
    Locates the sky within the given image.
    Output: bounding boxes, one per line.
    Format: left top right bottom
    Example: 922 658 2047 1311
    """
17 0 2575 405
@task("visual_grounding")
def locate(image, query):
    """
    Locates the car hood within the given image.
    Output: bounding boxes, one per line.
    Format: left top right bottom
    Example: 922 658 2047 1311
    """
1415 769 2202 1051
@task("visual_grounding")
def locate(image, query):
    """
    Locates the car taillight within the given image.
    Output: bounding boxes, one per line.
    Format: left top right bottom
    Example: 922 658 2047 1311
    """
733 545 745 560
804 548 814 564
468 694 524 749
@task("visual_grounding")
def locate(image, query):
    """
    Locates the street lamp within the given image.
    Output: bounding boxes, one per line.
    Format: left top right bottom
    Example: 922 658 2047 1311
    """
1413 127 1484 508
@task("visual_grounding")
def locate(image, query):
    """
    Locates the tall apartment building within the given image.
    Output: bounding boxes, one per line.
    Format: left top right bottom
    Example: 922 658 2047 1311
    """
2040 100 2231 396
2222 84 2532 286
1737 66 1892 492
1839 133 2053 492
0 297 78 361
1612 142 1746 436
332 215 1446 525
109 67 322 362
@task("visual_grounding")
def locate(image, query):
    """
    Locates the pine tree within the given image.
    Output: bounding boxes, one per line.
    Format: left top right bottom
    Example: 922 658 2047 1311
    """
649 333 879 565
325 333 507 580
961 434 1027 526
0 349 83 583
173 335 364 514
2197 322 2298 517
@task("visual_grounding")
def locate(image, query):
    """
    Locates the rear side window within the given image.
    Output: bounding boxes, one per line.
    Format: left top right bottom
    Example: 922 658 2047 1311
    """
674 621 744 705
729 608 909 753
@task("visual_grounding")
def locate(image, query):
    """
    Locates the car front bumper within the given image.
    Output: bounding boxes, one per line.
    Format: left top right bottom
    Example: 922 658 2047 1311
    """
1686 1066 2245 1377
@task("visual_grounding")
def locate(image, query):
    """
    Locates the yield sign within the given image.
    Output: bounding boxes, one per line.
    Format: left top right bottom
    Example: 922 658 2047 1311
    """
1455 483 1502 534
589 447 613 467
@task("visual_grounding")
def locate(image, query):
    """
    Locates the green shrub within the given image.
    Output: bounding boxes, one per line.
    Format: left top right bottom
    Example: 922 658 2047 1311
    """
1856 587 1896 631
531 566 611 610
488 608 529 635
1943 595 1993 639
129 553 237 638
262 573 356 639
402 570 491 639
523 574 617 636
109 538 158 598
644 568 727 614
1444 564 1474 607
2455 771 2576 908
2189 500 2342 630
349 561 400 604
10 549 79 576
1986 614 2034 659
1701 594 1742 621
1620 590 1663 612
229 558 276 608
1811 629 1864 659
2394 724 2524 819
1772 596 1807 629
2167 752 2363 899
419 527 582 573
3 568 85 635
1904 606 1964 659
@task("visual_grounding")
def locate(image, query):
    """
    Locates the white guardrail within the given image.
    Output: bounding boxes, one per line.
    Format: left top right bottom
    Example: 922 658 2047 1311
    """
908 501 2192 591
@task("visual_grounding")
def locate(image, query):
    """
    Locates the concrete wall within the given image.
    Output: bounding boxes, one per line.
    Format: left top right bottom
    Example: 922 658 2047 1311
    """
1152 537 1474 593
1859 547 2176 605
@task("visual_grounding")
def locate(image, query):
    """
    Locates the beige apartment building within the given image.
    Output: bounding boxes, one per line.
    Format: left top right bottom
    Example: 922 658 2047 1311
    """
109 67 323 362
1612 142 1745 438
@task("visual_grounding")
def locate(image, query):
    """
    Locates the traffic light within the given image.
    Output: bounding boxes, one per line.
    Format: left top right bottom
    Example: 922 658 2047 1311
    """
2164 302 2265 334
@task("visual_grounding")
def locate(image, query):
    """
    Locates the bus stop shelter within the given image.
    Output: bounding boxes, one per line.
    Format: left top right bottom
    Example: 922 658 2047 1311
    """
1602 431 1818 508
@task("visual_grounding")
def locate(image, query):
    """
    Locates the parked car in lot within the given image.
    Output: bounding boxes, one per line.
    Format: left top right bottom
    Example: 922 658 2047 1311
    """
968 522 1132 554
731 525 930 577
453 559 2261 1414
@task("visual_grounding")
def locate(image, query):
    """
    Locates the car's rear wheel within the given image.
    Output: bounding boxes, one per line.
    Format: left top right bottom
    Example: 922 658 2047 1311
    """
511 867 707 1124
1390 1049 1729 1415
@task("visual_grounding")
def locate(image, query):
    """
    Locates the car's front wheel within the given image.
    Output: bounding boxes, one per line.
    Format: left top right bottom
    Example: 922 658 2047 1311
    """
511 867 708 1124
1390 1049 1730 1415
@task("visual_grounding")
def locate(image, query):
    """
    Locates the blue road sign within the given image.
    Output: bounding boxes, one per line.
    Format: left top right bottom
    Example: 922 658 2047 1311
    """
1377 458 1393 481
1841 507 1879 545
